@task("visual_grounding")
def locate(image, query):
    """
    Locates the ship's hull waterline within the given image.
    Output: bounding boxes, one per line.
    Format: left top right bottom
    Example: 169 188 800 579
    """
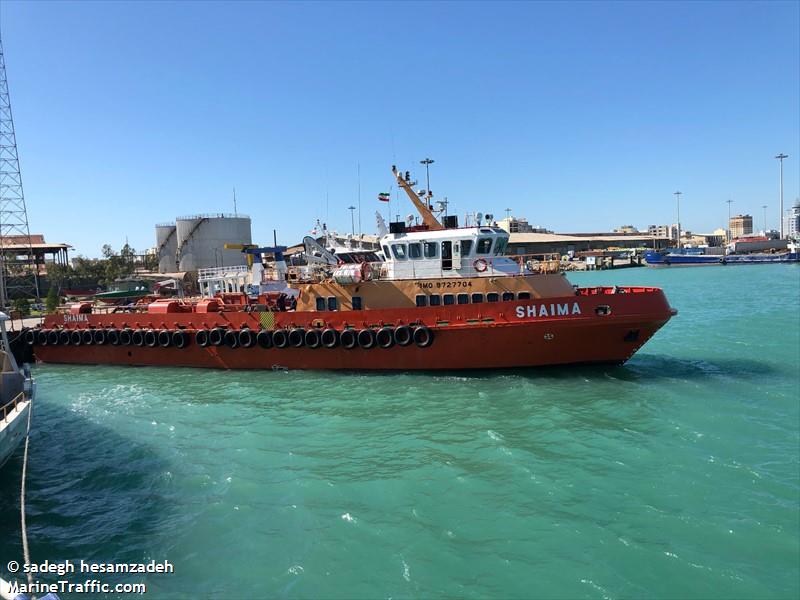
33 287 675 371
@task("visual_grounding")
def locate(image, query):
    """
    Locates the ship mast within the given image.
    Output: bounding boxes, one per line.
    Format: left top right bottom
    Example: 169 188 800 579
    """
392 165 444 230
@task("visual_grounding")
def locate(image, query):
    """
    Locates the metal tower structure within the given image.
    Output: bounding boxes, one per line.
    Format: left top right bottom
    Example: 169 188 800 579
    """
0 34 39 308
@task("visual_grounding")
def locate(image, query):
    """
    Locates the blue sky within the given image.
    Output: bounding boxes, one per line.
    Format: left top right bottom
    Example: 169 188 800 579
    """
1 0 798 257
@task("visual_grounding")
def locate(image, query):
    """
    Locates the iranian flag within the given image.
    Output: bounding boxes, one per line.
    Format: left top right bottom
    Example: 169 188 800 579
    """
377 192 391 202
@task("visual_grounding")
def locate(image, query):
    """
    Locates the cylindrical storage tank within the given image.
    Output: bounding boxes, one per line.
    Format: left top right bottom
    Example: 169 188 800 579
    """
155 223 177 273
176 214 252 272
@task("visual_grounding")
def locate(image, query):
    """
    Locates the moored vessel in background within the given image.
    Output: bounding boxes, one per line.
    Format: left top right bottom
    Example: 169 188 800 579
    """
645 241 799 267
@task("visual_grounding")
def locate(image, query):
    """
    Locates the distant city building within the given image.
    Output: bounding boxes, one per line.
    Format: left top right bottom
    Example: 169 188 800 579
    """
613 225 640 234
496 216 552 234
784 200 800 239
729 214 753 239
647 224 679 241
685 232 725 247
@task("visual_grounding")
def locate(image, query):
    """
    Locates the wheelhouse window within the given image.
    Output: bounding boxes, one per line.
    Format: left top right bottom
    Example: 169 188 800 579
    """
415 295 428 307
392 244 408 260
517 292 531 300
408 243 422 259
443 294 455 305
502 292 515 301
487 292 499 302
471 293 484 303
460 240 473 256
429 295 441 306
476 238 493 254
424 242 438 258
382 245 391 258
457 293 469 304
352 296 363 310
327 297 338 311
494 238 508 255
316 297 326 311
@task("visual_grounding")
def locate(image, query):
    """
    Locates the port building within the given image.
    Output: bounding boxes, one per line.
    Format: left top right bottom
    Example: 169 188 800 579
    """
155 214 252 273
506 232 671 256
784 200 800 239
729 214 753 239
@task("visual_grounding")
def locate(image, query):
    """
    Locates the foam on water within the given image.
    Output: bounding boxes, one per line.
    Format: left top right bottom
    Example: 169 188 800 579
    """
0 265 797 598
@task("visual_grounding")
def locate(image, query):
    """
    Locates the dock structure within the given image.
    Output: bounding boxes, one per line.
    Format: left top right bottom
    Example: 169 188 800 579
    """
507 232 671 257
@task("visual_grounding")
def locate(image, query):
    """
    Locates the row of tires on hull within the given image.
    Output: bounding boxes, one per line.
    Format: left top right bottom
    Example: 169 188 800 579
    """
25 325 434 350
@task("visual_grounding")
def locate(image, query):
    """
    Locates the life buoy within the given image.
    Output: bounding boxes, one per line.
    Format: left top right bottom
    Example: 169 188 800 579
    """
107 329 120 345
120 328 133 346
321 328 339 348
24 329 36 345
305 329 322 349
59 330 71 345
144 329 158 347
47 330 60 346
36 329 48 346
413 326 434 348
195 329 209 347
238 328 254 348
93 329 107 345
473 258 488 272
340 329 357 350
82 330 95 345
393 325 413 347
376 327 394 349
223 330 239 348
172 330 188 349
209 327 225 346
288 328 305 348
272 329 289 349
158 330 172 348
256 330 273 348
357 329 376 349
70 330 83 346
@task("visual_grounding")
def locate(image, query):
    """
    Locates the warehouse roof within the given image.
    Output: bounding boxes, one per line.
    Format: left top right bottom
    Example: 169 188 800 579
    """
509 232 670 244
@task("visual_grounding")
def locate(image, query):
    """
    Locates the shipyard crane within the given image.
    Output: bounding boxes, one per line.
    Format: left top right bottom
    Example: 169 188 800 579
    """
391 165 444 230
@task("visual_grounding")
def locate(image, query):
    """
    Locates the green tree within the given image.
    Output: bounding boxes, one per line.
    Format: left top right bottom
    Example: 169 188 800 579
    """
13 297 31 317
45 286 60 313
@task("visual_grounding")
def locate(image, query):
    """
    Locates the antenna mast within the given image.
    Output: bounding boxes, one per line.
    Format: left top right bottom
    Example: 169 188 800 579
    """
0 35 40 309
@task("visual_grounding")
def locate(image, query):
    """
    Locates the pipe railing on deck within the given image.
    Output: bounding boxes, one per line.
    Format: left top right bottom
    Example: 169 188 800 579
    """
1 391 26 423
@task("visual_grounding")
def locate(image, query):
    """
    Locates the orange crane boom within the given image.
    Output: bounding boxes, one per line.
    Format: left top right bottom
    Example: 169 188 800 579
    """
392 165 444 230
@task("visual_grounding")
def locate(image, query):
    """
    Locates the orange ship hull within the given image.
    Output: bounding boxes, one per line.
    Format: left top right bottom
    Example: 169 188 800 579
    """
33 287 675 371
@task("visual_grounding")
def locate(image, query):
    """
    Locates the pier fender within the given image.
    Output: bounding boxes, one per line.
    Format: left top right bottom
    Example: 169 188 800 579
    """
93 329 107 345
413 326 434 348
393 325 413 347
131 329 144 347
376 327 394 349
321 328 339 349
70 330 83 346
107 328 120 345
144 329 158 347
257 329 273 349
82 330 95 345
47 330 60 346
158 330 172 348
120 328 133 346
357 329 376 350
272 329 289 349
340 329 357 350
195 329 210 347
59 329 71 346
238 328 254 348
37 329 49 346
24 329 36 345
223 330 239 349
288 328 305 348
172 330 188 349
305 329 322 349
720 258 727 265
209 327 225 346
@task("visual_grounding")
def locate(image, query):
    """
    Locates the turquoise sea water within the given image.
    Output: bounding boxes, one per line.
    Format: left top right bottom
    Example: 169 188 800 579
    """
1 265 798 599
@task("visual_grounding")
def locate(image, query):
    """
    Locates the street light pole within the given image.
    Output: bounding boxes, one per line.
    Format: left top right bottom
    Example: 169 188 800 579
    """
420 158 434 208
347 205 356 236
674 191 682 248
762 204 768 234
726 199 734 241
775 153 788 239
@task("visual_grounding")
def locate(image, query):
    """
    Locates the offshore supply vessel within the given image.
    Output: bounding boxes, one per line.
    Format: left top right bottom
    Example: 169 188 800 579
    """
30 167 676 371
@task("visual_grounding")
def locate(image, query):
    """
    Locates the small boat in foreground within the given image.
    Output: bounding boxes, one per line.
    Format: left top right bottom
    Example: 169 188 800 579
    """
0 311 35 469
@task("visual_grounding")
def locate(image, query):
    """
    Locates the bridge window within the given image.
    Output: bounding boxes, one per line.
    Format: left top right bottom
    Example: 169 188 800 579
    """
487 292 499 302
502 292 515 301
460 240 473 256
392 244 408 260
517 292 531 300
494 238 507 255
443 294 455 305
424 242 438 258
327 297 338 311
457 293 469 304
352 296 363 310
382 245 391 258
316 297 326 311
429 295 441 306
476 238 493 254
408 243 422 259
471 293 484 303
415 295 428 307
